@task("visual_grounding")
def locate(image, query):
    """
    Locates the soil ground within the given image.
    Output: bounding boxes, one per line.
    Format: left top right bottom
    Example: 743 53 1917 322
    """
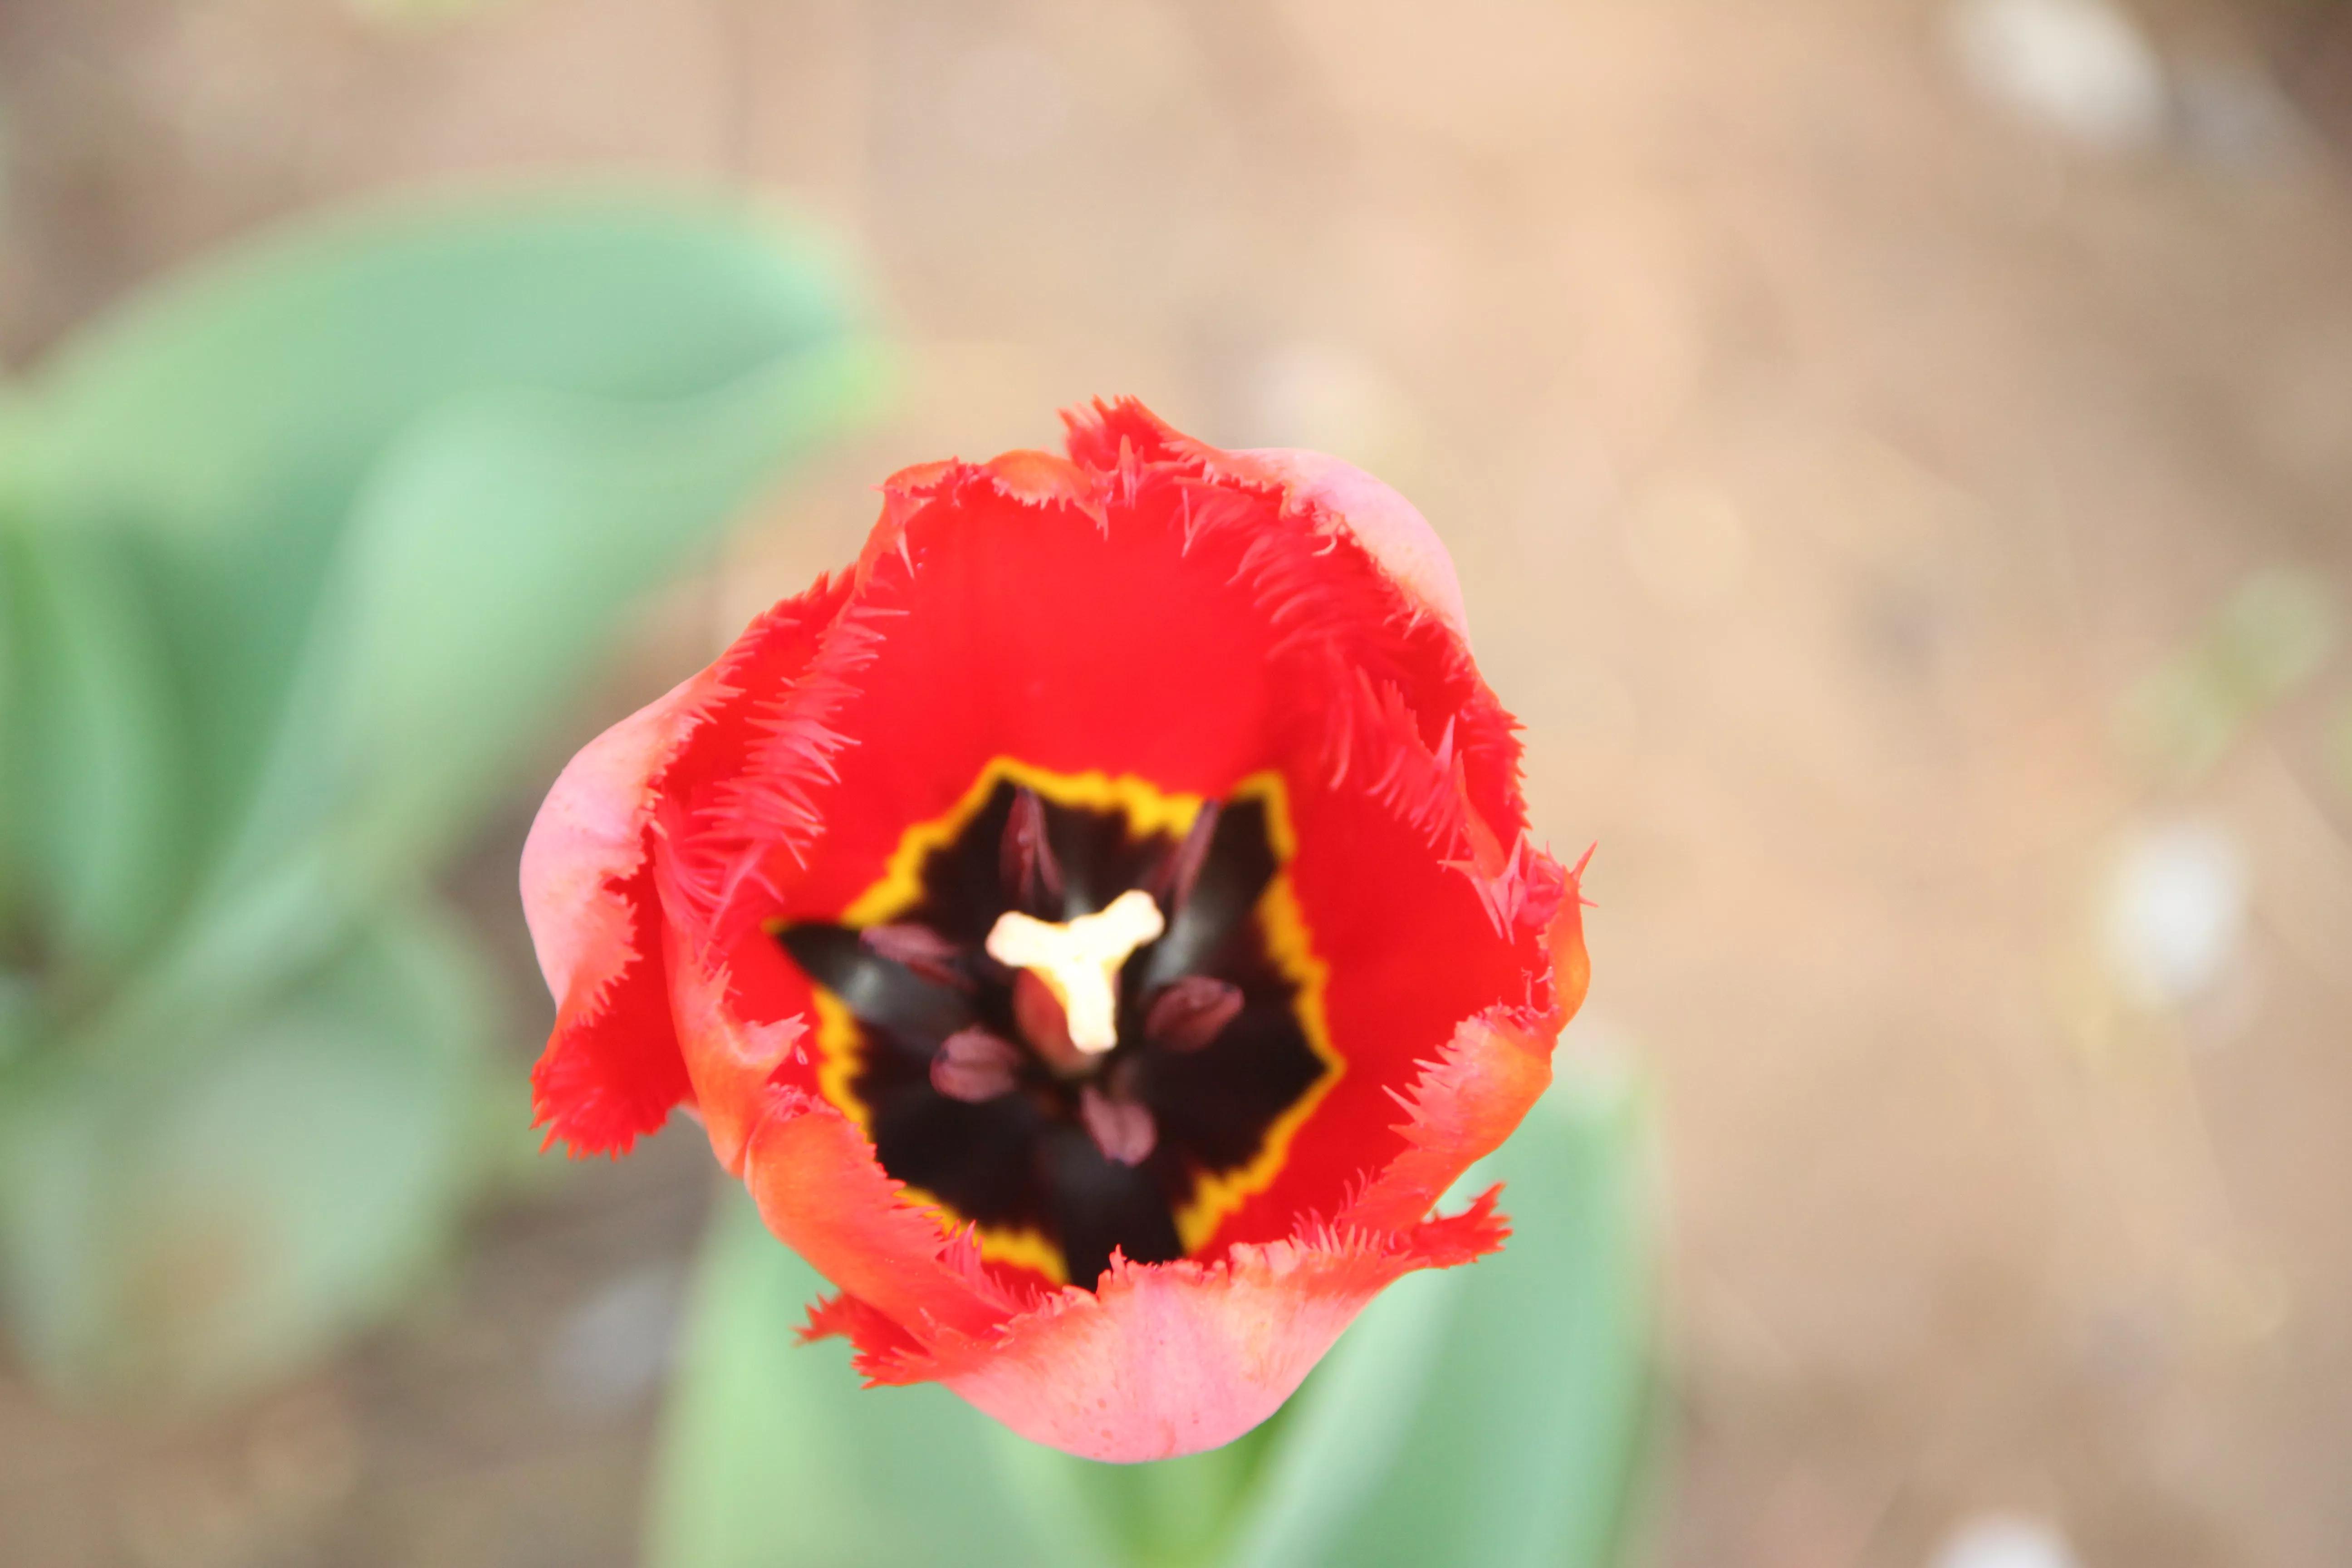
5 2 2352 1565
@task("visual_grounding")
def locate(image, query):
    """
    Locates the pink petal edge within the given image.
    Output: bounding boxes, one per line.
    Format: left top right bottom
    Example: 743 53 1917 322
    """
519 664 733 1015
1234 447 1473 649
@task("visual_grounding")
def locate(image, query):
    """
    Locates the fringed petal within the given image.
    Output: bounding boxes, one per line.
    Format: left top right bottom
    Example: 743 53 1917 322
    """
1339 1007 1560 1237
799 1289 927 1373
522 573 857 1155
1332 847 1588 1237
1234 446 1472 646
522 663 735 1154
852 1189 1510 1463
528 862 691 1155
740 1088 1029 1344
657 922 808 1174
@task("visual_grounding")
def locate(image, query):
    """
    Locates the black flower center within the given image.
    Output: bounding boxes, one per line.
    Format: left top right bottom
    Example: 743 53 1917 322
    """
774 761 1339 1289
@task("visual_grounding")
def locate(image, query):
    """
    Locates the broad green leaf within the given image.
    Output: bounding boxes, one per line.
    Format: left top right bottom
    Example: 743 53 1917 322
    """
235 338 884 895
0 521 189 978
1211 1260 1466 1564
1224 1066 1655 1568
647 1188 1115 1568
15 187 868 904
0 896 500 1403
67 340 883 1081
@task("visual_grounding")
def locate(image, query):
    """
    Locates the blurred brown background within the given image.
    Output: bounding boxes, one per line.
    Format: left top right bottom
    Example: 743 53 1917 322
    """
5 1 2352 1565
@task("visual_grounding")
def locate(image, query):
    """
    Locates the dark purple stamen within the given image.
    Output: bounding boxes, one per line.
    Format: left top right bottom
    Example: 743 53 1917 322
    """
1079 1084 1158 1166
1153 800 1220 915
1000 786 1066 912
862 922 976 991
931 1027 1024 1102
1145 975 1245 1053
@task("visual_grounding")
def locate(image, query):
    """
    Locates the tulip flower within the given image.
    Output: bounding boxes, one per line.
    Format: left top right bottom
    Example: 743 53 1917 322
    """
522 398 1588 1461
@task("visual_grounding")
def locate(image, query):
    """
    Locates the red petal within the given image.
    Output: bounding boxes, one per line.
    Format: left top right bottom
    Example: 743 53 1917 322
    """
521 662 730 1155
525 399 1589 1462
982 448 1109 526
740 1087 1029 1342
521 574 855 1156
1324 848 1588 1238
1063 399 1470 676
1340 1006 1559 1236
800 1289 925 1370
660 920 813 1173
853 1191 1510 1463
527 861 688 1156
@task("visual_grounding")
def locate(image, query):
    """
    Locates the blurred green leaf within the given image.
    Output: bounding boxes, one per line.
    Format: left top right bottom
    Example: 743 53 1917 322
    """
0 185 884 1411
12 187 880 1080
647 1188 1116 1568
15 186 872 923
0 974 34 1068
1224 1067 1654 1568
0 521 189 980
649 1068 1651 1568
1068 1416 1285 1568
0 897 499 1402
0 512 21 936
243 338 883 894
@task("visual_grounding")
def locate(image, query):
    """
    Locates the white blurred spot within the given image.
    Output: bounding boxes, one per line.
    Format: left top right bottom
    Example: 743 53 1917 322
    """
1622 479 1748 612
2104 820 2249 1010
1931 1515 2083 1568
544 1263 686 1416
1947 0 2167 152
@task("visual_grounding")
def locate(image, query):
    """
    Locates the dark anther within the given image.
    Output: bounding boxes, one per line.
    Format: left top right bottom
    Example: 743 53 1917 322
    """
1144 975 1245 1053
778 923 973 1045
1010 970 1087 1075
1152 800 1220 915
861 922 975 992
1079 1084 1158 1166
931 1027 1024 1102
1000 787 1065 913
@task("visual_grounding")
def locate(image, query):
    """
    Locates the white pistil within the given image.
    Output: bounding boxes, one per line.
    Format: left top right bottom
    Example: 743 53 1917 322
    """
985 890 1166 1054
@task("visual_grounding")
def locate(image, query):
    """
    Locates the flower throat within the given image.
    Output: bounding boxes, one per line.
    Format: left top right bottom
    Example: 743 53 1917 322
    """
774 762 1339 1288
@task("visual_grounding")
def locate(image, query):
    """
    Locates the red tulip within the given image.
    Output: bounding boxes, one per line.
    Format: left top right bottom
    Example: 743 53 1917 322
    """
521 399 1588 1461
